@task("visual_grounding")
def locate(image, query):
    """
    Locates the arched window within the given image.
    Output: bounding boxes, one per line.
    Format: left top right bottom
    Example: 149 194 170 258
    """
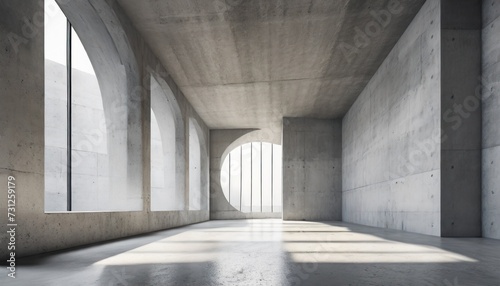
45 0 108 211
44 0 141 212
150 75 184 211
189 119 202 210
220 142 282 213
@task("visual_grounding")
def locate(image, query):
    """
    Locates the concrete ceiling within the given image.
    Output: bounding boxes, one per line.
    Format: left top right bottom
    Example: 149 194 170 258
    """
117 0 426 131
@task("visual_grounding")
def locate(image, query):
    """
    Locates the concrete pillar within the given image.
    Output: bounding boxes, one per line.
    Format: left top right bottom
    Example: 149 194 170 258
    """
440 0 482 237
282 117 342 221
482 0 500 240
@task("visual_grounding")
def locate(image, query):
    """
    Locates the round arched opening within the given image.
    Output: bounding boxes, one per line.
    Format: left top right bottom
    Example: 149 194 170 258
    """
220 142 282 213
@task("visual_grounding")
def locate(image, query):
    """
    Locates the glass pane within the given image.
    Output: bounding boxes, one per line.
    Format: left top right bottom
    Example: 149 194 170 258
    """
70 28 109 211
240 143 252 212
229 147 241 209
272 145 283 212
44 0 68 212
44 0 66 66
251 143 261 212
71 29 95 75
221 153 230 201
261 143 272 212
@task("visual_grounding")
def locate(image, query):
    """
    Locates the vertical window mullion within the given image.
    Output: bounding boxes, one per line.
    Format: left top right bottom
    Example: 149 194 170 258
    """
271 144 274 213
66 20 72 212
260 142 263 213
228 153 231 204
239 146 242 211
250 143 252 212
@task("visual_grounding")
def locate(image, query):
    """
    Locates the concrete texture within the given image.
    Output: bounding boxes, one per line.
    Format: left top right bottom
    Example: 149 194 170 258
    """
116 0 426 133
0 0 209 259
1 0 499 270
440 0 482 237
342 0 441 236
482 0 500 240
2 220 500 285
282 118 342 221
210 129 281 219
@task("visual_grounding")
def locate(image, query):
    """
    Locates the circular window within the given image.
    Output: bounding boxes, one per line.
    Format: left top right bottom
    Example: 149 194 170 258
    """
220 142 282 213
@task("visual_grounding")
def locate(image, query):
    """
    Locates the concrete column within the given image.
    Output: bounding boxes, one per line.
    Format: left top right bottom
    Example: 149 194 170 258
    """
482 0 500 240
440 0 482 237
282 118 342 221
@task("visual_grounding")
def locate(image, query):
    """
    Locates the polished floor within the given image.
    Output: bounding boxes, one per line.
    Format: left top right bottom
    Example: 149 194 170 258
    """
3 220 500 285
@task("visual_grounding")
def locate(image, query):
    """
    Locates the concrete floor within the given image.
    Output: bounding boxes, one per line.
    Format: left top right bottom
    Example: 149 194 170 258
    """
3 220 500 286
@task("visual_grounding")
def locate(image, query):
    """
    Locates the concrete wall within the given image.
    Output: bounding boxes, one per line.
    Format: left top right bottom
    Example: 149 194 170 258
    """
282 118 342 221
0 0 209 259
440 0 482 237
482 0 500 239
342 0 441 236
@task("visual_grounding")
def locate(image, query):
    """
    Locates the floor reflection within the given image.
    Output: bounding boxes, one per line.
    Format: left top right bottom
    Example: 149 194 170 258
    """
7 220 500 286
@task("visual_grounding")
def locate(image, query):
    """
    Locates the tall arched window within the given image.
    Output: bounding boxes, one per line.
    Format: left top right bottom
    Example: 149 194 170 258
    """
189 119 202 210
44 0 141 212
221 142 282 213
45 0 108 211
150 75 184 211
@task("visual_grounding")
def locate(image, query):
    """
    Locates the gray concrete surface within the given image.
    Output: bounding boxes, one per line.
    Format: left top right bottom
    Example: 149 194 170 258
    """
282 118 342 221
342 0 441 236
440 0 482 237
482 0 500 240
116 0 426 133
210 129 281 219
0 0 209 259
2 219 500 285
